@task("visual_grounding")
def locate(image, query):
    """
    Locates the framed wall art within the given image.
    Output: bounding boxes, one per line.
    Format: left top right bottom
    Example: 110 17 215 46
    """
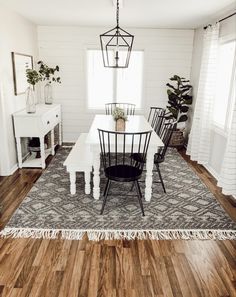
12 52 33 95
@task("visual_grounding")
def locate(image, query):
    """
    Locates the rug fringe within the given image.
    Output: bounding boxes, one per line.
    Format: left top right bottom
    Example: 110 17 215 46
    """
61 230 85 240
0 228 60 239
1 228 235 241
85 230 236 241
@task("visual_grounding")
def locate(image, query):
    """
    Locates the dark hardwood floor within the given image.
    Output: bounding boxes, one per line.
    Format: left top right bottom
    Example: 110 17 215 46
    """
0 149 235 297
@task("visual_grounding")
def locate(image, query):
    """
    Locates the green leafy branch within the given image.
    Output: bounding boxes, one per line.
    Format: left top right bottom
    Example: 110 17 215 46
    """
26 69 41 86
38 61 61 84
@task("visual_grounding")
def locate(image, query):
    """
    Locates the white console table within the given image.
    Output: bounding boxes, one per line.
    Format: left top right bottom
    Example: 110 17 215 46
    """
13 104 62 169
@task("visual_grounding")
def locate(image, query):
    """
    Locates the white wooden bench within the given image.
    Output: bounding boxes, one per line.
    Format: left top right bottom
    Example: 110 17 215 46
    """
64 133 93 195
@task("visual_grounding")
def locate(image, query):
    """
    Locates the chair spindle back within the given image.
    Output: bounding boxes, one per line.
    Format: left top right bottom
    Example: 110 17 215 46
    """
98 129 152 172
105 103 136 116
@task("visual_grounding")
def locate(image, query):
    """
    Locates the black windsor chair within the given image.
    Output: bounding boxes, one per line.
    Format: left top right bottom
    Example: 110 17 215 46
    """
98 129 152 216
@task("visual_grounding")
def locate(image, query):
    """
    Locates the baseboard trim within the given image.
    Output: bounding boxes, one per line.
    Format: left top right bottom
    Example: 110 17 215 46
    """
10 164 18 175
9 152 30 176
204 164 219 181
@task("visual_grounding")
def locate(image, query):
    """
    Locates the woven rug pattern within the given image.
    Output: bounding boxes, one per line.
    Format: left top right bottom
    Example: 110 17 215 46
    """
1 148 236 240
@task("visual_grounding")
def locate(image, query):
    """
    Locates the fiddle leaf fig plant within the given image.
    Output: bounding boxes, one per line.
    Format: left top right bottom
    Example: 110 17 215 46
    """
166 75 192 123
37 61 61 84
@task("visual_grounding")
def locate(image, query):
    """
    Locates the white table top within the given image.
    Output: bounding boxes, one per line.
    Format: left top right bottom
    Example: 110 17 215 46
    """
86 115 164 148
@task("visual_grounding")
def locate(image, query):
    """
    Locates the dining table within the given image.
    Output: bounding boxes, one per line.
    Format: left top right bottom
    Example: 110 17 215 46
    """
86 115 164 201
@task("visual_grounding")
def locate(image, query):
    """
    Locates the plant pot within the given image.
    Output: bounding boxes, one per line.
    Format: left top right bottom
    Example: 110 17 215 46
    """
44 82 53 104
116 118 125 131
169 129 185 147
26 86 36 113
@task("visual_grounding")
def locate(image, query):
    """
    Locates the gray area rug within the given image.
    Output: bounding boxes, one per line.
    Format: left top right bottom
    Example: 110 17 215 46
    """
1 148 236 240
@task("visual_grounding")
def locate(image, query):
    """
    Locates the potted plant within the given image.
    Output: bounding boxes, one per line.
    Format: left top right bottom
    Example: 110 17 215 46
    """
25 68 41 113
38 61 61 104
112 107 127 131
166 75 193 147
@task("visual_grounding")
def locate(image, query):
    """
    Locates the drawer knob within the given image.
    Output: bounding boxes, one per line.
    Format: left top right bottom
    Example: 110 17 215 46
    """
56 115 58 118
47 121 50 124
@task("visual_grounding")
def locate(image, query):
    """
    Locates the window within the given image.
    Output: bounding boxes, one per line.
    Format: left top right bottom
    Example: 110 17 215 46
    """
213 40 236 129
87 50 143 109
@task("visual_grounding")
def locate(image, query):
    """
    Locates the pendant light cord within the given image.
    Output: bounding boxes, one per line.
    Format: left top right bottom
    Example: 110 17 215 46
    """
116 0 119 28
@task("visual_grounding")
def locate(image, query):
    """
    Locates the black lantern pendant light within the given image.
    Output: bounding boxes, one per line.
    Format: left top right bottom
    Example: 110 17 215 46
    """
100 0 134 68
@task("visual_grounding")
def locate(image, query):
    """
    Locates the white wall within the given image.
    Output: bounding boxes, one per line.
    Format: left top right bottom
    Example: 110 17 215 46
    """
38 26 194 142
0 5 38 175
189 14 236 179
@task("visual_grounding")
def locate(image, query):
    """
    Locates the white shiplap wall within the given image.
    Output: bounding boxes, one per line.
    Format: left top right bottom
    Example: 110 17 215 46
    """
38 26 194 142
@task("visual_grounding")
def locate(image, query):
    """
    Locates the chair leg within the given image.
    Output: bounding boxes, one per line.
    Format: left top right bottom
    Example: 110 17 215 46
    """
134 180 145 216
103 179 109 196
100 179 111 215
156 164 166 193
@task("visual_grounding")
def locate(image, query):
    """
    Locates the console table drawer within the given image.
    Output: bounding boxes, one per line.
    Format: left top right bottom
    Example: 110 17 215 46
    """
42 108 61 133
13 104 61 137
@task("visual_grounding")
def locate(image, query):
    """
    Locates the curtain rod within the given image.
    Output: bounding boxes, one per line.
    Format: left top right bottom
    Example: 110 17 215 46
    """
219 12 236 23
204 11 236 30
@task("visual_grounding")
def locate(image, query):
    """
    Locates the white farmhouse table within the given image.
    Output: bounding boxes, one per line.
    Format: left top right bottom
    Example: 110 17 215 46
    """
86 115 164 201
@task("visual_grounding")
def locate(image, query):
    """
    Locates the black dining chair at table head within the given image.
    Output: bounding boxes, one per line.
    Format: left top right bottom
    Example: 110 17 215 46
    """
105 103 136 116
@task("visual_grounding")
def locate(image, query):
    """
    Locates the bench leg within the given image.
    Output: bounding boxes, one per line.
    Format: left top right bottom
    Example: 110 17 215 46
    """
93 151 100 200
84 170 91 194
70 171 76 195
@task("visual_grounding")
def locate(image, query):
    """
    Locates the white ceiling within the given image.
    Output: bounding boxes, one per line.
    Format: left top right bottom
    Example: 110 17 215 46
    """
0 0 235 29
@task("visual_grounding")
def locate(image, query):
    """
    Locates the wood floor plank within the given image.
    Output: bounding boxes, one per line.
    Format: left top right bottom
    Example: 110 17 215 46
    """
157 257 175 297
145 241 164 296
171 255 192 297
137 240 150 276
65 240 85 297
164 256 183 297
87 244 101 297
78 241 93 297
14 240 42 288
32 240 51 267
17 267 40 297
57 241 79 297
178 254 203 297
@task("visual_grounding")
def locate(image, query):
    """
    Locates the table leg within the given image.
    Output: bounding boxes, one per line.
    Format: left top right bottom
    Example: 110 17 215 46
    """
145 150 155 201
59 122 62 146
16 137 22 168
51 128 55 155
70 171 76 195
40 136 46 169
93 151 100 200
84 170 91 194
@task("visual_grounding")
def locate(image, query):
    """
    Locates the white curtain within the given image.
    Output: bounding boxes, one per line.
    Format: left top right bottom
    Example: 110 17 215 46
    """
218 54 236 196
187 24 219 164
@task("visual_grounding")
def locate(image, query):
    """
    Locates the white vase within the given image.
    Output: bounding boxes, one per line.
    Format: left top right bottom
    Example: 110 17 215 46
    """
25 86 36 113
44 82 53 104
